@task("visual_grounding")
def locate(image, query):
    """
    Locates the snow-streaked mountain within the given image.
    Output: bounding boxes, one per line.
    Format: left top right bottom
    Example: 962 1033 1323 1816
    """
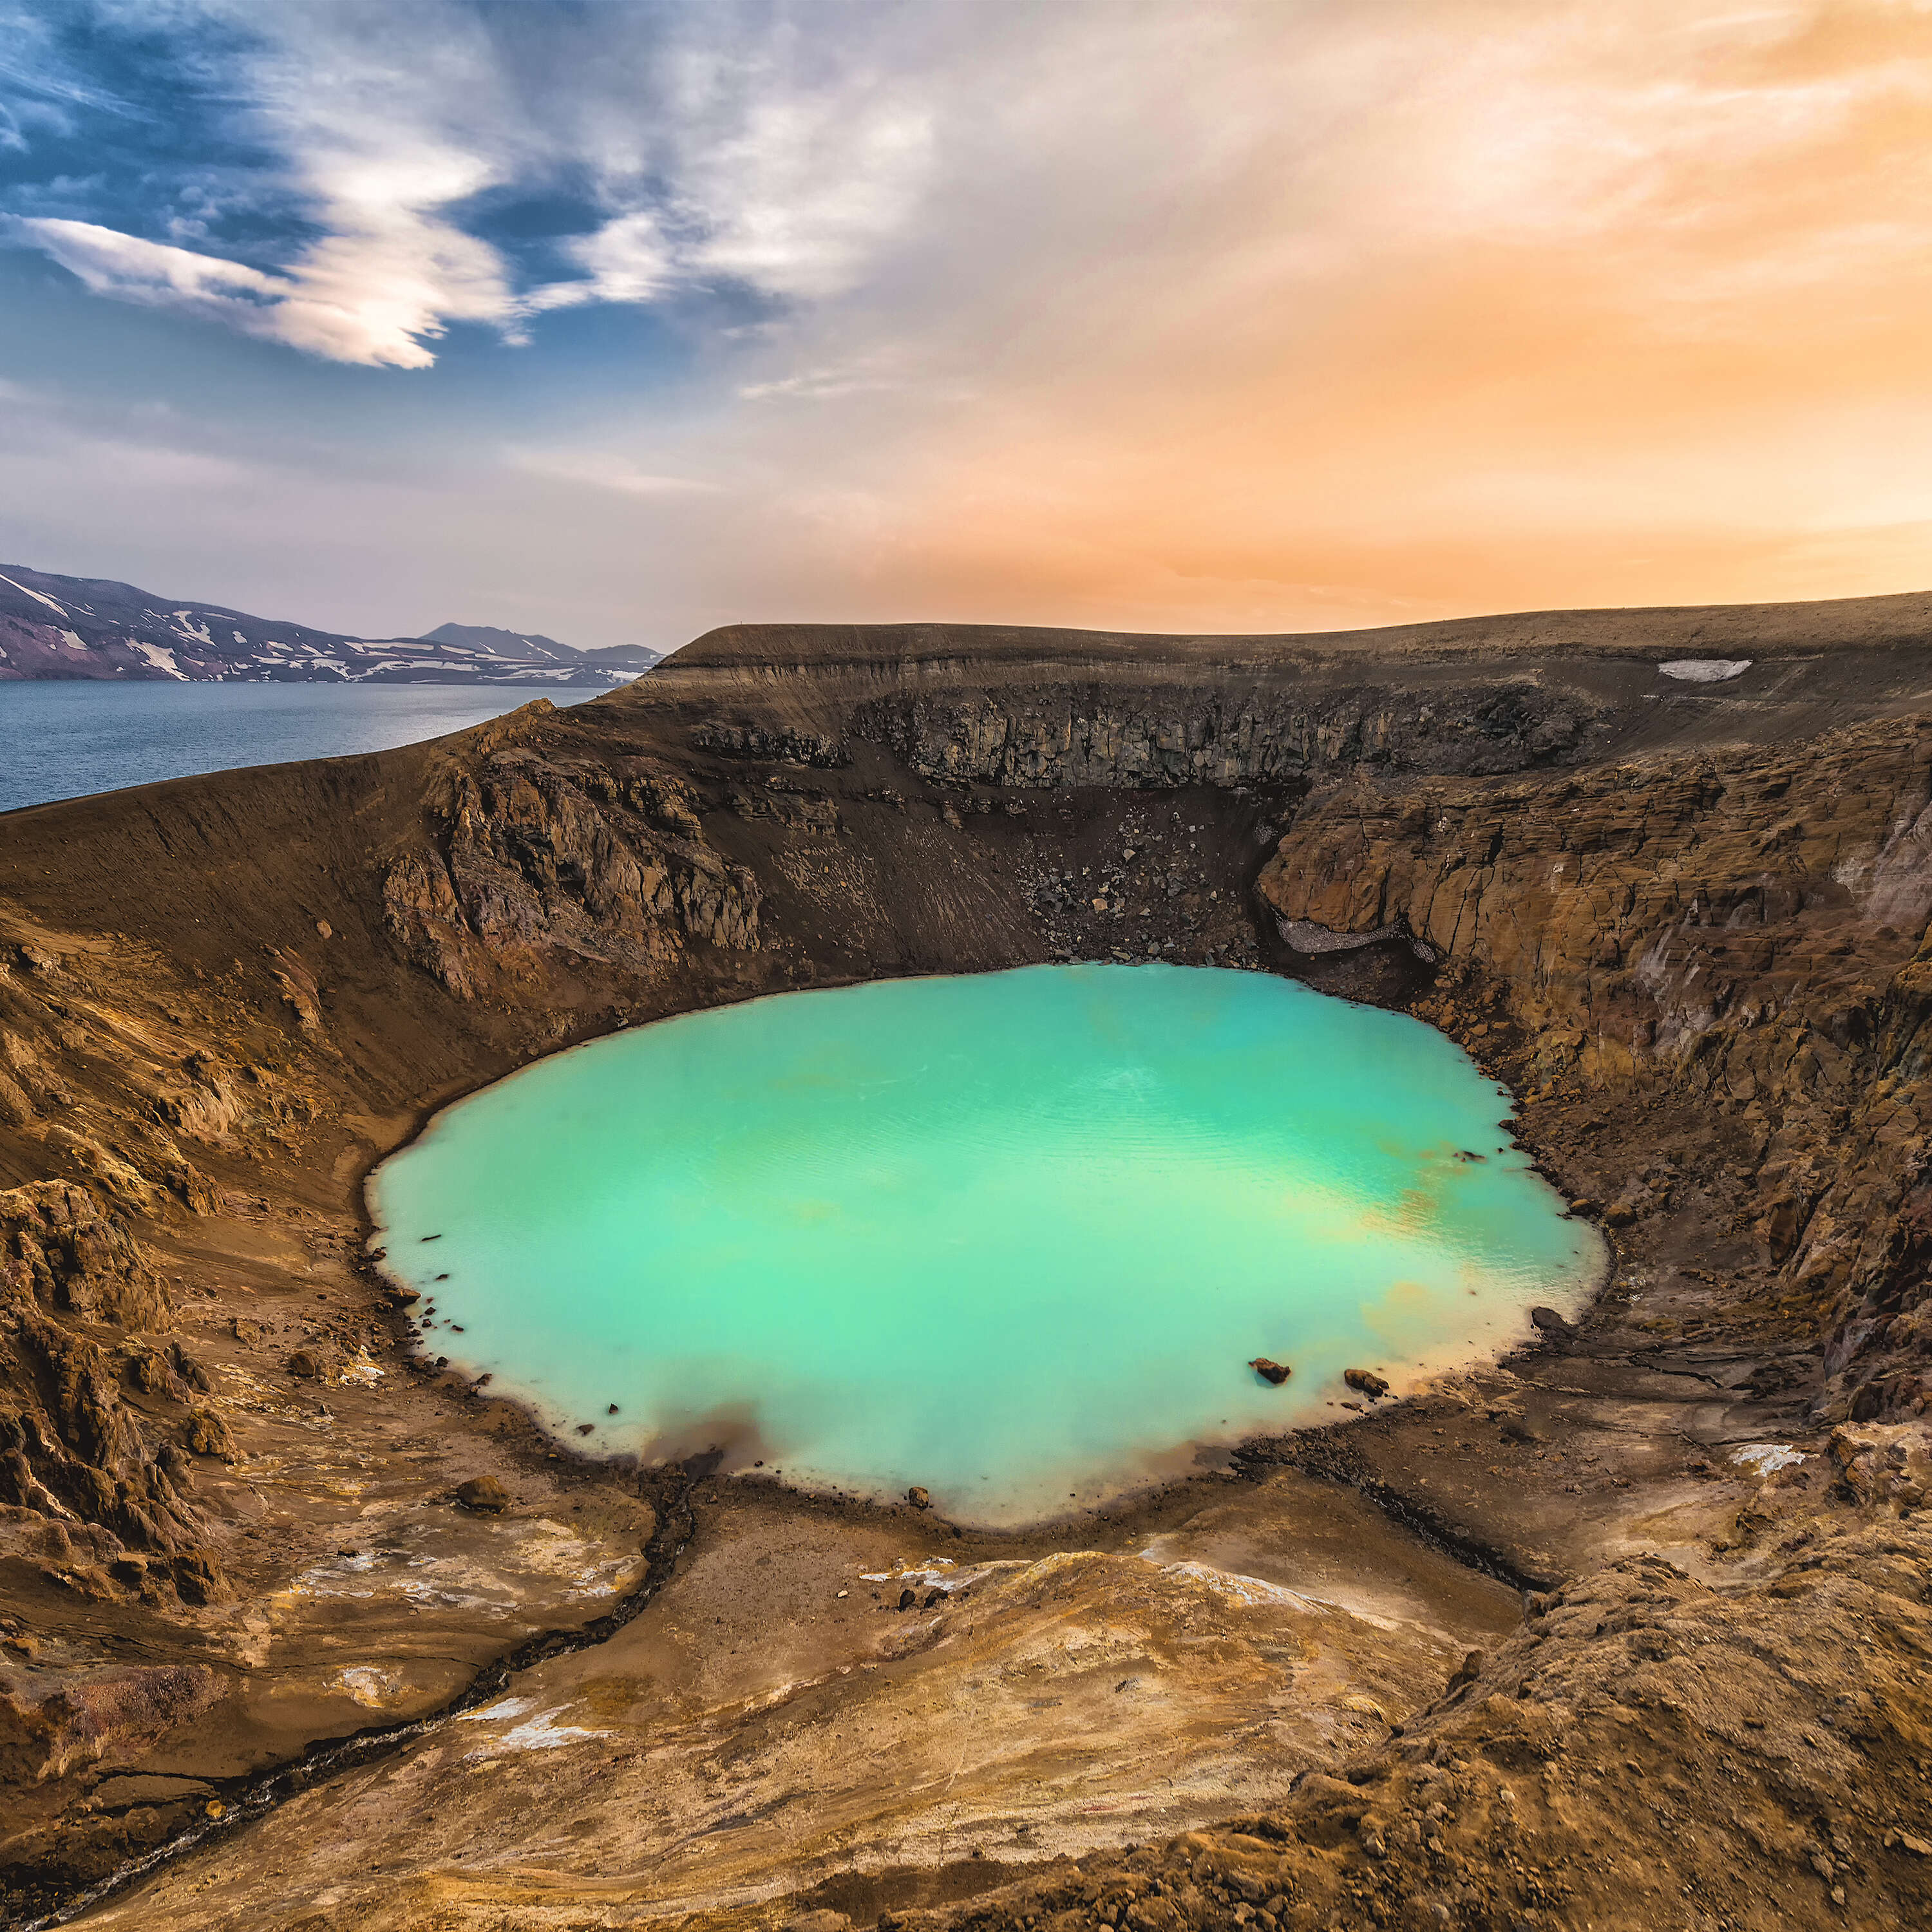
0 565 663 686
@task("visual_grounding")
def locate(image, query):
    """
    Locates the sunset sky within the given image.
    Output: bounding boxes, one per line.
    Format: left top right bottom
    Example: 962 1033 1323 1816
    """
2 1 1929 650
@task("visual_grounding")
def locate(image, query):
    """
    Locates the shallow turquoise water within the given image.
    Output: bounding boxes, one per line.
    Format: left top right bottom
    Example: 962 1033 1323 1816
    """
370 965 1599 1522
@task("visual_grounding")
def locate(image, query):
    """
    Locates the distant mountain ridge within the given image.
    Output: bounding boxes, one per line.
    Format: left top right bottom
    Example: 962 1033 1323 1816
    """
0 564 663 686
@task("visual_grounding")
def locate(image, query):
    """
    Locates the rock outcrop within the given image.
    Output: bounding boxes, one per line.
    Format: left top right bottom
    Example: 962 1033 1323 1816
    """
384 733 761 998
1 1182 169 1331
0 1184 223 1600
890 1509 1932 1932
851 677 1600 790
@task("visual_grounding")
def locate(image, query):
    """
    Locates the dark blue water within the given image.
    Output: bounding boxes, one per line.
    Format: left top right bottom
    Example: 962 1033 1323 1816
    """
0 682 599 814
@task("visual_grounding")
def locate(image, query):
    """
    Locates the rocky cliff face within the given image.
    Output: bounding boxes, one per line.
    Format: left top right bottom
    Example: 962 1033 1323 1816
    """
383 706 761 999
1253 717 1932 1421
848 675 1600 788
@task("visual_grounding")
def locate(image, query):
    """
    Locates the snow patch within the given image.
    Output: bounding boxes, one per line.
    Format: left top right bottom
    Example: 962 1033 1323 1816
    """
131 640 187 679
0 571 68 616
1730 1443 1804 1475
1658 659 1751 683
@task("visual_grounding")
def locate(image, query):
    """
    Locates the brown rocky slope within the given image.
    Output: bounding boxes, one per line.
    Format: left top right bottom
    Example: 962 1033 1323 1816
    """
0 592 1930 1927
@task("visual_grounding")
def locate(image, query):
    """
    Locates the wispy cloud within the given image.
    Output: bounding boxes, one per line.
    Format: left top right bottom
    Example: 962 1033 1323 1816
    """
0 1 942 365
509 448 721 497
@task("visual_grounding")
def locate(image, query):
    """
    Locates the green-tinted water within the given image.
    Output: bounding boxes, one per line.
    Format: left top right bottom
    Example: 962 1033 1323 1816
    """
370 965 1598 1521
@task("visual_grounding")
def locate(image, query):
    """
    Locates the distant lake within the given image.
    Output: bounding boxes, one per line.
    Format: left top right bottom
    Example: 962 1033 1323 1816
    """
0 681 604 815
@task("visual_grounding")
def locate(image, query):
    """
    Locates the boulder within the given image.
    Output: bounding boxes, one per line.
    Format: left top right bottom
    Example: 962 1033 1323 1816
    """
455 1475 510 1513
284 1348 327 1380
1530 1306 1575 1336
1343 1368 1390 1398
1249 1357 1293 1385
906 1485 931 1511
126 1351 177 1397
182 1410 238 1461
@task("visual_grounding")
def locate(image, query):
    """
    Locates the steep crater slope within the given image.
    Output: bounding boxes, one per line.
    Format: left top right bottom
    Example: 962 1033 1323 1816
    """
1 593 1931 1927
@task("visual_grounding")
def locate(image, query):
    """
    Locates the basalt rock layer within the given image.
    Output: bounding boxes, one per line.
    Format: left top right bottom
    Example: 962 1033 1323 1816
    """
1 592 1930 1928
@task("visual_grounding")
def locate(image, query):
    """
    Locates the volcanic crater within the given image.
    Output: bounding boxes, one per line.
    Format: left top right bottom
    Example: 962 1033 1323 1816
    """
3 597 1931 1932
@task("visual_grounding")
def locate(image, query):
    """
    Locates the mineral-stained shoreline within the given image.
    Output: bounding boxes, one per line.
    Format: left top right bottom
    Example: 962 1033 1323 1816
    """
3 594 1931 1930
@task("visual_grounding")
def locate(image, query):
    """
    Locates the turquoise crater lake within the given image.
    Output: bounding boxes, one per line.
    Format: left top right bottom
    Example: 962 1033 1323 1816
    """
370 965 1600 1522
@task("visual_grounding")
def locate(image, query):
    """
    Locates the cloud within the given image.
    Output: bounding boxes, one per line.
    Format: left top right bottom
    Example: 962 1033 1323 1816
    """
523 212 674 315
0 1 945 365
7 204 506 368
509 448 721 497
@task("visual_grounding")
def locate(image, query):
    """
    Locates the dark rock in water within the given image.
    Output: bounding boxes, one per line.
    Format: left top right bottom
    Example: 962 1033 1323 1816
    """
1343 1368 1390 1398
284 1348 326 1380
1530 1305 1575 1336
1249 1356 1293 1385
906 1485 931 1510
607 1403 620 1414
575 1421 594 1435
455 1475 509 1512
1567 1198 1599 1217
